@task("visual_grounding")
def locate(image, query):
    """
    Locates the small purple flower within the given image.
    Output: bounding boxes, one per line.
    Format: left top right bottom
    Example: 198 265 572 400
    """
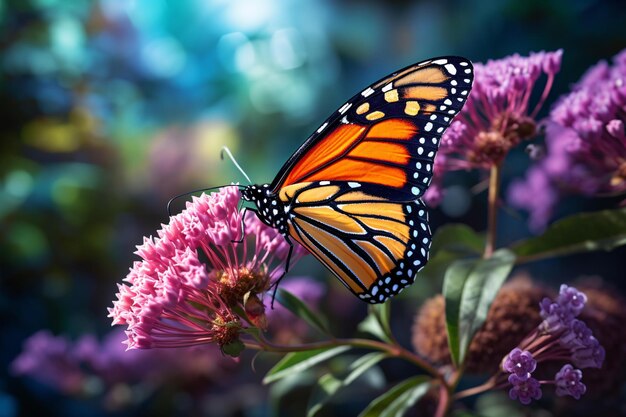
539 298 575 333
503 348 537 379
555 364 586 399
560 319 593 349
572 336 605 369
557 285 587 315
508 374 542 405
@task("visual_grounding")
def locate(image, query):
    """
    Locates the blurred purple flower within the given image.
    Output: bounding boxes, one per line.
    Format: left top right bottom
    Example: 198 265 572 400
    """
555 364 586 399
12 329 234 408
426 50 562 206
571 336 605 369
11 331 86 395
266 277 325 343
503 348 537 380
509 48 626 230
109 187 307 354
559 319 593 350
508 374 542 405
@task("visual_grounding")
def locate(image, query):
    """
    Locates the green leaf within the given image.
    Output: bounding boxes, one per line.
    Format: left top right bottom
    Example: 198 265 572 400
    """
513 207 626 262
419 224 485 283
430 224 485 255
442 259 476 366
368 303 393 341
358 376 431 417
357 312 393 343
443 249 516 366
307 353 388 417
276 289 330 334
263 346 351 384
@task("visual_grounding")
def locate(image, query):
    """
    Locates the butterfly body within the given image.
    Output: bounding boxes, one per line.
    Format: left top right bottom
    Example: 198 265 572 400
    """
243 56 474 303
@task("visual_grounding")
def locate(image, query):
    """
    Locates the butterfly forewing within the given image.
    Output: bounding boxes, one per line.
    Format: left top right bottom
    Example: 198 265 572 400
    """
271 56 474 201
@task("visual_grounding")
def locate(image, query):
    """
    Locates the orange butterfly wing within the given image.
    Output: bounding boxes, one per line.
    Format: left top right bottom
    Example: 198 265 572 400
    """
271 57 474 201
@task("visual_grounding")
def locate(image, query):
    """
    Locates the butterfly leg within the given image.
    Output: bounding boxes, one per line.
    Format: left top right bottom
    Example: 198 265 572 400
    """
269 237 293 308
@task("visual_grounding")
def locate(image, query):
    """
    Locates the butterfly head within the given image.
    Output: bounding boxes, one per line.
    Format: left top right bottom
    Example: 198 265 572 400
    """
242 184 289 235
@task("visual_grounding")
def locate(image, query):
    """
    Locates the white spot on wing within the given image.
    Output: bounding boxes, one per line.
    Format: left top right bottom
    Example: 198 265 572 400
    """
445 63 457 75
319 180 330 185
339 102 352 114
362 87 375 97
382 82 393 92
348 182 361 188
433 58 448 65
424 122 433 131
317 122 328 133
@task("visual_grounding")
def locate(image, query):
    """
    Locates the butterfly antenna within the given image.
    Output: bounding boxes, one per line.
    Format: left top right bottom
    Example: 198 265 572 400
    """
221 146 252 185
167 185 241 216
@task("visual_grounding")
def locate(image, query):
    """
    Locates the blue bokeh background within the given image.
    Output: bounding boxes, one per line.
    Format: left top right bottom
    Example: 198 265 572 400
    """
1 0 625 416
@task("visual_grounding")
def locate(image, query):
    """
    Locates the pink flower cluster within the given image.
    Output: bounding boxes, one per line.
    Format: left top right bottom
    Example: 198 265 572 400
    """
108 187 307 354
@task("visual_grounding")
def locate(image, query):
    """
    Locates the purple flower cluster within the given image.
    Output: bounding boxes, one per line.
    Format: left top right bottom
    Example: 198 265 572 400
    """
12 329 234 407
500 285 603 404
426 50 562 205
509 48 626 230
503 348 542 404
539 285 605 369
108 186 307 353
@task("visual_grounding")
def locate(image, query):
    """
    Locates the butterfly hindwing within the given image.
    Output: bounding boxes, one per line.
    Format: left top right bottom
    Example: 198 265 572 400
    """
279 181 430 303
271 56 474 201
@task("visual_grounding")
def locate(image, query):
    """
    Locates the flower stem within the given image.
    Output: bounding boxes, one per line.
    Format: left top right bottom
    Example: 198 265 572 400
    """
434 383 450 417
453 376 498 400
484 164 501 258
245 337 443 381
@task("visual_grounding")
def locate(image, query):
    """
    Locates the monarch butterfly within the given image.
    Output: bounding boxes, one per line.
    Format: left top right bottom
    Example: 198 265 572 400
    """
241 56 474 303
